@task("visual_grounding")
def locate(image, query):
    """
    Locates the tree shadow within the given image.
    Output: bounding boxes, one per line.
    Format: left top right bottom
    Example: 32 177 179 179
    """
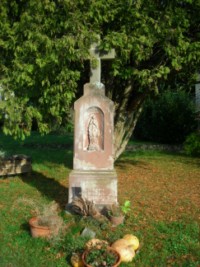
20 171 68 209
24 149 73 170
115 158 150 170
171 153 200 168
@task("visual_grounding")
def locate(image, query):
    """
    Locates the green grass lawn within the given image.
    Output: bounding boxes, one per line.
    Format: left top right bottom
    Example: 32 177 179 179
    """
0 132 199 267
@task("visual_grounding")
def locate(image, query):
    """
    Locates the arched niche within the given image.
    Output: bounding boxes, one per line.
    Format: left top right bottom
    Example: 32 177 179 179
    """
83 107 104 151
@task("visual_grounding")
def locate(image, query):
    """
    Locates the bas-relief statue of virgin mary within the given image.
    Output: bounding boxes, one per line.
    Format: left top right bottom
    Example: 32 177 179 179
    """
87 115 100 151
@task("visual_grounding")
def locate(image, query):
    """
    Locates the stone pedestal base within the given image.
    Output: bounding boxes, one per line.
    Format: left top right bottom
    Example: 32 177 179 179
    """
68 170 118 208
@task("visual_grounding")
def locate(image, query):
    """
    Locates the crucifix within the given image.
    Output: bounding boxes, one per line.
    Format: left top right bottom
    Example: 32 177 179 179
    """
89 37 115 83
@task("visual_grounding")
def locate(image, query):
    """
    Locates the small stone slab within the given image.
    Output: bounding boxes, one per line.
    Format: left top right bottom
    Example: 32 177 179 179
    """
0 154 32 176
81 227 96 239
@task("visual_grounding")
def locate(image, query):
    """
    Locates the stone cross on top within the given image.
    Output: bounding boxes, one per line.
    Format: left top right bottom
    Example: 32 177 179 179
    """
89 36 115 83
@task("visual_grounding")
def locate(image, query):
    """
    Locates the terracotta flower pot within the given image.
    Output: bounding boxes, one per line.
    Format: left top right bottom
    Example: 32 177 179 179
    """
109 215 124 226
29 217 51 238
82 247 121 267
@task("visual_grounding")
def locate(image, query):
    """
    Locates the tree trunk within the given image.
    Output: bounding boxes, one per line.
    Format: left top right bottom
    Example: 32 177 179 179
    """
103 69 147 161
113 85 146 160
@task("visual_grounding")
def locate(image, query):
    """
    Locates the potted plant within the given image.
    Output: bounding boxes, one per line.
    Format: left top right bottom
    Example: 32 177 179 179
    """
82 245 121 267
28 201 65 239
108 200 131 226
12 197 66 239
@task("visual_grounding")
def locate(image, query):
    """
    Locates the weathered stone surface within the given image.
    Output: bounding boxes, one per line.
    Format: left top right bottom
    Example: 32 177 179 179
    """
89 36 115 83
68 170 118 207
0 154 32 176
73 83 115 171
68 82 118 208
68 39 117 208
81 227 96 238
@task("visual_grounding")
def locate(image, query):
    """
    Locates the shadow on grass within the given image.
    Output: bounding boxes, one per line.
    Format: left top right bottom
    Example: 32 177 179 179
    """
117 150 200 167
22 150 73 170
21 222 31 236
116 153 152 170
176 155 200 168
0 132 74 170
20 171 68 209
115 158 150 170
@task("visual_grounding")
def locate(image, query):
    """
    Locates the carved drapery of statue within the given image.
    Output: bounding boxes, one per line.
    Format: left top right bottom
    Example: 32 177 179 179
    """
84 107 104 151
88 115 100 151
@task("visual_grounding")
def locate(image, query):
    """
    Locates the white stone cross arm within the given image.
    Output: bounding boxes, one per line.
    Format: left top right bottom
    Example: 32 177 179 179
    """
89 39 115 84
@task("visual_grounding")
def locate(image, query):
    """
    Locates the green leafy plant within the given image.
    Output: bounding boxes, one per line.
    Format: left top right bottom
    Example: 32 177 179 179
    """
83 245 120 267
120 200 131 215
108 201 131 217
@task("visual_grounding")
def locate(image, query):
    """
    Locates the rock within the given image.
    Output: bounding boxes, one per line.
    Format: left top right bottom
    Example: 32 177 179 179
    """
81 227 96 239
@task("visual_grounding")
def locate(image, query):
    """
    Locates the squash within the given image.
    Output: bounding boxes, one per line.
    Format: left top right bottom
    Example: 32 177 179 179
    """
71 253 84 267
111 239 130 249
111 239 135 262
123 234 140 251
85 239 109 250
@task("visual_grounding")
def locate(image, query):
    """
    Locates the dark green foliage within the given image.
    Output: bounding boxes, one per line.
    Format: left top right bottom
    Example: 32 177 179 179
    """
134 90 196 144
58 231 89 254
84 247 119 267
0 0 200 146
0 0 92 139
184 132 200 156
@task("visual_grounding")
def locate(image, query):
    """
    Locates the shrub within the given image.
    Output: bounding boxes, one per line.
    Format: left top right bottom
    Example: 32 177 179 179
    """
184 132 200 156
134 90 196 144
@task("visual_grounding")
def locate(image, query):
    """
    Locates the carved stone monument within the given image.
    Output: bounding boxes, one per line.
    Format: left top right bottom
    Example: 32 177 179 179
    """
68 39 117 208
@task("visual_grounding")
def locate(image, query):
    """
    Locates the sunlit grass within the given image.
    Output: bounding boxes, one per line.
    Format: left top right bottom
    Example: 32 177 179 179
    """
0 132 199 267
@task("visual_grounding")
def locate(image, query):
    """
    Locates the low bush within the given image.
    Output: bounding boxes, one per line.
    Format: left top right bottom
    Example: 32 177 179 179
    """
134 90 196 144
184 132 200 156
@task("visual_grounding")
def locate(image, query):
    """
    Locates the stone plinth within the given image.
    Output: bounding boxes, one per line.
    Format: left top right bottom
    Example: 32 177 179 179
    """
68 82 118 207
68 170 117 208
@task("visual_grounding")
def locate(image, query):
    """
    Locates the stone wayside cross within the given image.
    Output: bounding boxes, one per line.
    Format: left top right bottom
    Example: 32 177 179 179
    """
67 37 118 210
89 38 115 83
